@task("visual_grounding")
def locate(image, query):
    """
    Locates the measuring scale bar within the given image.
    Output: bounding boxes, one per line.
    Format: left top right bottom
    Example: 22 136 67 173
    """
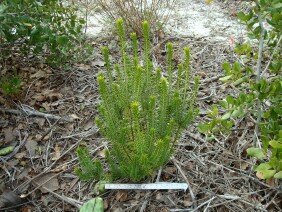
105 182 188 191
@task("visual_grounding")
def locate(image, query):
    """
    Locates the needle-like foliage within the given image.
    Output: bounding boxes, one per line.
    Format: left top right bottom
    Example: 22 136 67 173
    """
77 19 199 182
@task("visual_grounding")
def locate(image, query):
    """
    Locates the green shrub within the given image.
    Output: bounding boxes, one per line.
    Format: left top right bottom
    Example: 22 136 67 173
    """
76 19 199 182
0 0 91 67
198 0 282 179
0 72 22 95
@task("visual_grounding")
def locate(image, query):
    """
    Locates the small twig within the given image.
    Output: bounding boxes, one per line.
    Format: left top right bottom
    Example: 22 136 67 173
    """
190 196 216 212
41 108 72 141
0 107 74 123
57 128 99 140
203 76 222 84
41 116 62 141
21 172 61 198
170 196 216 212
252 0 265 146
0 131 28 160
197 90 214 101
217 194 267 211
140 192 152 212
185 132 205 143
156 168 162 182
171 157 197 210
264 191 279 210
16 142 106 193
208 160 280 191
15 141 80 192
260 35 282 77
0 158 82 208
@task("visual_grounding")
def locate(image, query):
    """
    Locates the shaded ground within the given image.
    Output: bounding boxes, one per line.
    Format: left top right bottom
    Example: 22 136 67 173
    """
0 0 281 211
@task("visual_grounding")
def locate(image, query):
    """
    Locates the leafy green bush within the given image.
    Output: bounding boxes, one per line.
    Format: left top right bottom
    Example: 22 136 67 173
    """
76 19 199 182
0 0 90 67
198 0 281 179
0 72 22 95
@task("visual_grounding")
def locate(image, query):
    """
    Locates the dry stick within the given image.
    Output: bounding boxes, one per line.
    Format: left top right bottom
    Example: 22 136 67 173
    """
264 191 279 210
140 192 152 212
11 143 104 207
206 160 280 191
22 171 61 198
216 194 267 211
1 131 28 160
57 128 99 140
15 141 80 192
170 196 216 212
171 157 197 210
203 76 222 84
252 0 265 146
260 35 282 77
0 157 82 208
185 132 205 143
190 196 216 212
16 142 106 193
41 108 72 141
0 107 74 123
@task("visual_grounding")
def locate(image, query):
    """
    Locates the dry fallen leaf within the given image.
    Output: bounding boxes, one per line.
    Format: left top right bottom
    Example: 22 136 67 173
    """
164 166 177 179
97 149 106 158
0 96 6 106
34 173 59 193
15 152 26 159
69 114 80 120
39 89 63 102
91 60 105 67
115 190 128 202
41 102 51 111
32 94 46 102
16 168 30 181
241 162 249 170
266 178 275 186
84 120 94 131
256 172 264 179
0 191 23 208
25 139 37 157
3 127 16 144
65 123 75 132
47 92 63 102
51 144 61 161
183 196 193 207
34 118 45 128
30 70 47 79
76 64 91 71
155 192 166 203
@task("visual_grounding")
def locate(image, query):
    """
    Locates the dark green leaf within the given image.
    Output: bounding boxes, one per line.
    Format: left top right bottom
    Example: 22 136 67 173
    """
272 3 282 8
254 162 272 171
198 123 209 133
274 171 282 179
247 148 266 159
222 62 231 73
221 112 231 120
233 62 241 73
258 170 276 179
219 75 232 82
237 11 247 21
80 197 104 212
269 140 282 149
226 95 235 105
